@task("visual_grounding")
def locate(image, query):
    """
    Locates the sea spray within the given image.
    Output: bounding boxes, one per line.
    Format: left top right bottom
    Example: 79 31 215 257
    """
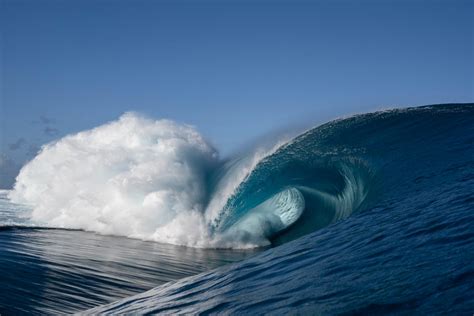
9 113 219 247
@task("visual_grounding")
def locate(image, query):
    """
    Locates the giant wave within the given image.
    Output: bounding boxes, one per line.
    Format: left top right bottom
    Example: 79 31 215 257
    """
9 109 372 248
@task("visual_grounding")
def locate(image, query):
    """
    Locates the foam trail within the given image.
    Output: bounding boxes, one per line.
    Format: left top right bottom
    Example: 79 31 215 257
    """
0 190 32 227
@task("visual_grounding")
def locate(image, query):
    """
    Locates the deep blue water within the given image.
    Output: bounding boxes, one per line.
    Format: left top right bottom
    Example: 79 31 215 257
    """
1 104 474 314
0 223 258 314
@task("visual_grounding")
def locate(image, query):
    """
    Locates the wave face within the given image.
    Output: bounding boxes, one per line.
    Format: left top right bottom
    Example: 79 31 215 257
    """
87 103 474 314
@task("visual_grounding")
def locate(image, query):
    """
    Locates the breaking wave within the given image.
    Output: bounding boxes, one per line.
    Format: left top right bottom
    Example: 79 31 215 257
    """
8 106 405 248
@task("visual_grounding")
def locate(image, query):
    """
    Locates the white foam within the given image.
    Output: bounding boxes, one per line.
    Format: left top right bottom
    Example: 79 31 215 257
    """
9 113 221 246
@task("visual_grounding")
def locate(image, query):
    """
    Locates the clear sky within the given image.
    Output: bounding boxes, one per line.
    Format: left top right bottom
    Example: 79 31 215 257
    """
1 0 473 187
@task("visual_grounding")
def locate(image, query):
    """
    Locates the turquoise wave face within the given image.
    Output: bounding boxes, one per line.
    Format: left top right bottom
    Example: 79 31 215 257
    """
208 104 473 246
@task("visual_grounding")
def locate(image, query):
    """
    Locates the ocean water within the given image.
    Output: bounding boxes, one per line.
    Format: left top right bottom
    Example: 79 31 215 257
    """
0 203 258 313
1 104 473 314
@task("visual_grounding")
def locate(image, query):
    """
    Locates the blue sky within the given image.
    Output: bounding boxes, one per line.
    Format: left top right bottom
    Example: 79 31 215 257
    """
1 0 473 187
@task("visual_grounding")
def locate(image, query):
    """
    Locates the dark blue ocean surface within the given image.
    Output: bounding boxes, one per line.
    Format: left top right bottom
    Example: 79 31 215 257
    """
0 224 257 314
87 104 474 314
1 104 473 314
